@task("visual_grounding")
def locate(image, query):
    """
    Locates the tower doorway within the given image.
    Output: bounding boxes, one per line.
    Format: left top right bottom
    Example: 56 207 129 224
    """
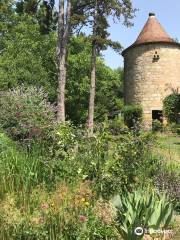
152 110 163 122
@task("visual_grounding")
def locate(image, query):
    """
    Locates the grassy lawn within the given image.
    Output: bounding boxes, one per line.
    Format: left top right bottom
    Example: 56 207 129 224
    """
155 133 180 240
155 133 180 163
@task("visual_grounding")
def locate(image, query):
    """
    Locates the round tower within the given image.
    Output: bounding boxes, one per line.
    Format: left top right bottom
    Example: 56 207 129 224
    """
122 13 180 128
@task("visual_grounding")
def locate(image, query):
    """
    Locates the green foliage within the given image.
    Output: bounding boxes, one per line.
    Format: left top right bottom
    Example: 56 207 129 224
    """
152 120 163 132
16 0 58 34
44 122 84 183
0 15 57 101
108 116 128 135
123 104 143 128
0 2 179 239
163 93 180 123
47 122 159 198
154 162 180 212
0 86 55 144
0 24 123 123
0 131 49 194
112 188 174 240
170 123 180 135
0 122 177 238
0 0 14 35
79 0 136 52
66 36 124 124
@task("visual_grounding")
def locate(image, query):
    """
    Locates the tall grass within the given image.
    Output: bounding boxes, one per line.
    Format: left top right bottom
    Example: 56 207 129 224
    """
0 132 50 196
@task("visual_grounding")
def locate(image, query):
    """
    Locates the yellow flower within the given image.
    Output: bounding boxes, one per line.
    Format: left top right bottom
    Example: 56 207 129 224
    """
85 201 90 206
81 198 86 202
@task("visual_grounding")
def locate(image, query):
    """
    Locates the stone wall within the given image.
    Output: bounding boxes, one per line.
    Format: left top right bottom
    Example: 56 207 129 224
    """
123 43 180 127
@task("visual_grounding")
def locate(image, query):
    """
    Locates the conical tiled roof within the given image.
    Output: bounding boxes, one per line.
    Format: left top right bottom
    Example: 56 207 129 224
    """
122 13 179 55
134 13 173 44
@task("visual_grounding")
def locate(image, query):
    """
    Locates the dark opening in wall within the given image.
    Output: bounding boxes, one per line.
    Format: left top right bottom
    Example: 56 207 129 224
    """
152 110 163 122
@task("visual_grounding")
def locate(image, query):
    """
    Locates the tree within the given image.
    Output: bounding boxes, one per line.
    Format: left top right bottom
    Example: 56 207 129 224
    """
87 0 136 136
56 0 72 123
66 36 123 124
0 0 15 43
16 0 58 34
87 0 98 136
0 15 57 101
56 0 88 123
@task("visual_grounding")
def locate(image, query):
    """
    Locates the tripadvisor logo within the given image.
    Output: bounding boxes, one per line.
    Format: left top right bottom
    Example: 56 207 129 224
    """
134 227 144 236
134 227 173 236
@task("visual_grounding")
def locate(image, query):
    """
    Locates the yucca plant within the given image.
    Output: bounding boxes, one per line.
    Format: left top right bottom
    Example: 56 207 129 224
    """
111 188 174 240
147 193 174 229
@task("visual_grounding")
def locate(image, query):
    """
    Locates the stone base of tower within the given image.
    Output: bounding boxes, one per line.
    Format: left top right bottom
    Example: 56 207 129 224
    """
142 113 153 130
142 111 167 130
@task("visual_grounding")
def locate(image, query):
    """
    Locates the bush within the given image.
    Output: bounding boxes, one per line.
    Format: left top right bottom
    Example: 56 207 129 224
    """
75 126 159 198
163 93 180 123
0 86 55 144
108 116 128 135
44 121 158 198
170 123 180 135
123 104 142 128
152 119 163 132
154 162 180 212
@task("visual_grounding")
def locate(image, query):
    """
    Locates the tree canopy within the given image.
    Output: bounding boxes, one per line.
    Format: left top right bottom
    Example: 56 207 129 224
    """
0 2 124 124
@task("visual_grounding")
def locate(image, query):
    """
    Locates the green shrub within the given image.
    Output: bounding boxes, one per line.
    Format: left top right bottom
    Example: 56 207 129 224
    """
44 122 84 183
154 162 180 213
123 104 142 128
170 123 180 135
163 93 180 123
108 116 128 135
152 120 163 132
76 126 159 198
0 86 55 145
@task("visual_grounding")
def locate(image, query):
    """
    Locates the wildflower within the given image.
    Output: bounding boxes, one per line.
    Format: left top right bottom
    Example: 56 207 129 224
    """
85 201 90 206
41 203 49 210
79 215 88 222
81 198 86 202
94 200 116 224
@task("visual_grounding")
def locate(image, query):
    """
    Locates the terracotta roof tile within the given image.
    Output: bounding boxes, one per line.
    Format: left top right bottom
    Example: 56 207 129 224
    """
134 13 173 45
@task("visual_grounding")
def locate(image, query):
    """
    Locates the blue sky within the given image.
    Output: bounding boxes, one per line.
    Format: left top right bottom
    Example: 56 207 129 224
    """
103 0 180 69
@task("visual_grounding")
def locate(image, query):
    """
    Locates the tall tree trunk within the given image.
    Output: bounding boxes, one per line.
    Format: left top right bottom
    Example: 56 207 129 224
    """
87 0 98 136
57 0 71 123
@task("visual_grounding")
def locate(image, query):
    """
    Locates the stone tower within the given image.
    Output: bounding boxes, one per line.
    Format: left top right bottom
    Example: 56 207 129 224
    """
122 13 180 128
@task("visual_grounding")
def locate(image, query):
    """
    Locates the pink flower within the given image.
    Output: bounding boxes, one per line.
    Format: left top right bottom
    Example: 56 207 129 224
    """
79 215 88 222
41 203 49 210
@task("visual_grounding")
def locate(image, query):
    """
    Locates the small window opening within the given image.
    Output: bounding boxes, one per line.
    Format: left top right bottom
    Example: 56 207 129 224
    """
153 51 160 62
152 110 163 122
